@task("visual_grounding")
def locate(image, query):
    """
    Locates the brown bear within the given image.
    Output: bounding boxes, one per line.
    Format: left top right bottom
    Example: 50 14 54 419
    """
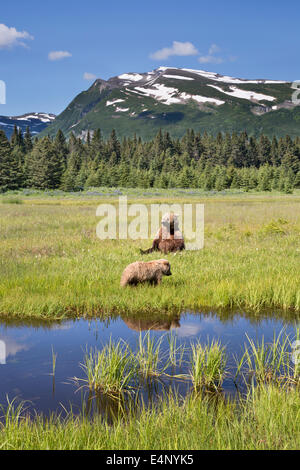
120 259 171 287
140 212 185 255
123 316 180 331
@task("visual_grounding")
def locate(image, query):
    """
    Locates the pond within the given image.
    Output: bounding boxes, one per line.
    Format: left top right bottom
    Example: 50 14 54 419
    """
0 310 298 420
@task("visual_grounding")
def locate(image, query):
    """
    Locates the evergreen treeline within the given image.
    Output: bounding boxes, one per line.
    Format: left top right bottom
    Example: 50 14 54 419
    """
1 126 300 193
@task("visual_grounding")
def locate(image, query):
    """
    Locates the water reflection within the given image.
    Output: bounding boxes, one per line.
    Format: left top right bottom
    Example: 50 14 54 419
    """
0 309 298 420
0 335 29 359
122 315 180 331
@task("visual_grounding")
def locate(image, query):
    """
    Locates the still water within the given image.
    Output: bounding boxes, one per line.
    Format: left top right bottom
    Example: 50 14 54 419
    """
0 310 298 418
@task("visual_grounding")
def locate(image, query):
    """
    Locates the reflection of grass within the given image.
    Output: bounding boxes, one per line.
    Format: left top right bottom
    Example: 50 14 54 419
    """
0 191 300 319
0 385 299 450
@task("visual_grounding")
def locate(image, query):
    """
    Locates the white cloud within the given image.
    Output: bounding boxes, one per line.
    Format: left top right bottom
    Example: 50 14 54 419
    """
198 44 224 64
150 41 198 60
48 50 72 61
0 23 33 49
208 43 220 55
83 72 97 80
198 55 224 64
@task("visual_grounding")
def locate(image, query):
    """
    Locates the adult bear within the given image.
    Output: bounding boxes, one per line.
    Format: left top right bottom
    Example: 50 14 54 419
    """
140 212 185 255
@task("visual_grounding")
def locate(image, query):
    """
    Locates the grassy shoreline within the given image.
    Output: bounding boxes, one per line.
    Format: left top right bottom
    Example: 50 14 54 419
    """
0 189 299 319
0 385 299 450
1 327 299 450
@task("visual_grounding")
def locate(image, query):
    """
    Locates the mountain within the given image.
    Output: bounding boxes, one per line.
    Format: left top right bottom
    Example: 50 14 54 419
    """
40 67 299 140
0 112 56 139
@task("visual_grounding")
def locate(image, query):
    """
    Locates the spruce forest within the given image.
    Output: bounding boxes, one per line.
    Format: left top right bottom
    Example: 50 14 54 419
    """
1 125 300 193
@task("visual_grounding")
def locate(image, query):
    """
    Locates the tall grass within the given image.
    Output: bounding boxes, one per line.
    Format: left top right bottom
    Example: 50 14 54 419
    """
1 331 299 449
236 328 300 386
79 339 137 396
1 197 23 204
135 332 186 380
0 396 28 426
167 331 185 367
0 385 299 450
289 328 300 380
189 339 227 391
136 332 167 378
51 346 57 377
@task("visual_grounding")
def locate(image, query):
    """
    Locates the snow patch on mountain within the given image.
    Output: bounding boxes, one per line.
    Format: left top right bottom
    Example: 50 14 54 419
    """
132 83 225 106
115 107 129 112
12 112 56 123
134 84 181 105
180 68 288 84
0 112 56 139
180 92 225 106
163 74 194 81
208 84 276 101
106 98 125 106
118 73 144 81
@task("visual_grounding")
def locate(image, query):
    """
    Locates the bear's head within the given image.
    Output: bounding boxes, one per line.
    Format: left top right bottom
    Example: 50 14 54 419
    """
158 259 172 276
161 212 180 235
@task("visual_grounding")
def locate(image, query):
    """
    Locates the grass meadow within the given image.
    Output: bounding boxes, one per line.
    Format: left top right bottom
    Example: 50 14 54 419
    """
0 188 299 450
0 188 299 320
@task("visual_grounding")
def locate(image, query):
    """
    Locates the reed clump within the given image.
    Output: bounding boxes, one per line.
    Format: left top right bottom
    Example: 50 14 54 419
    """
136 332 168 378
79 339 137 397
189 339 227 392
236 328 300 387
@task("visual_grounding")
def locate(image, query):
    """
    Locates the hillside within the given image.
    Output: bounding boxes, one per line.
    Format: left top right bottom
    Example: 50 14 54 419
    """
40 67 300 139
0 112 55 139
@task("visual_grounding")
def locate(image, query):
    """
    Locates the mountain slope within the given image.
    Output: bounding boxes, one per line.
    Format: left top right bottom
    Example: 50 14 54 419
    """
0 112 56 139
40 67 299 139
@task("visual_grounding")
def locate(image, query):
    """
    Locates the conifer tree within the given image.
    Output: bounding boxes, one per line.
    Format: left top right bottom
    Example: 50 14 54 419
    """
0 130 19 191
10 125 19 148
53 129 68 170
24 126 33 153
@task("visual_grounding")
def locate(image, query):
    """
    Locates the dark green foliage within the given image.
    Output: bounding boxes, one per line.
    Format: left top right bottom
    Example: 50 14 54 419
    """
24 127 33 153
0 130 22 192
25 136 64 189
0 127 299 193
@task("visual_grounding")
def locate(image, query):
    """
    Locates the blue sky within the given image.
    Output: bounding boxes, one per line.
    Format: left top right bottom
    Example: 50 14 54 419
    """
0 0 299 116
